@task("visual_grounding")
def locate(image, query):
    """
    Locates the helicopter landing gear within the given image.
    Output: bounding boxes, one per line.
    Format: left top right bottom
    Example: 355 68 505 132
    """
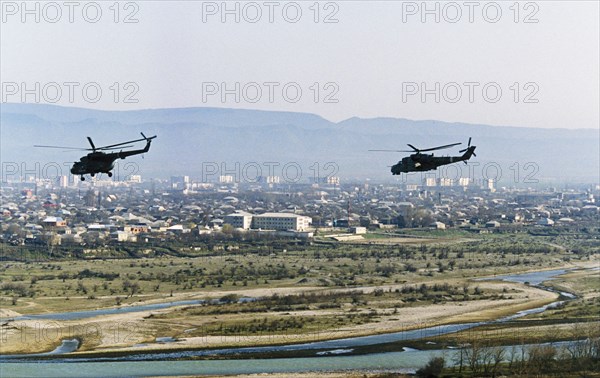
107 172 113 177
80 176 85 181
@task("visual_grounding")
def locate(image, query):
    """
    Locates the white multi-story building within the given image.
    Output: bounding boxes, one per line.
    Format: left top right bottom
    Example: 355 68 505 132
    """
252 213 312 231
327 176 340 185
58 175 69 188
129 175 142 183
439 178 454 187
219 175 235 184
258 176 280 184
224 211 253 230
425 177 437 187
224 212 312 231
459 177 470 186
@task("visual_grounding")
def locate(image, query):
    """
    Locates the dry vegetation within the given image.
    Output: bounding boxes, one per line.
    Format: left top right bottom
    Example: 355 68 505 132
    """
0 232 598 357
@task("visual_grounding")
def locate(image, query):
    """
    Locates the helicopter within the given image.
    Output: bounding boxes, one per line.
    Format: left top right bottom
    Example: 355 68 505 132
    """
35 133 156 181
370 137 476 175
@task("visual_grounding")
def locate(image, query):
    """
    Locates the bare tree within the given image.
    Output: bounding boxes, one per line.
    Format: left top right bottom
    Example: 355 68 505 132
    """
527 344 557 375
416 356 445 378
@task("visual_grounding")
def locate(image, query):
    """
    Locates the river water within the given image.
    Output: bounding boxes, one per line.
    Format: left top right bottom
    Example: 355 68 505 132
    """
0 341 584 378
0 268 581 377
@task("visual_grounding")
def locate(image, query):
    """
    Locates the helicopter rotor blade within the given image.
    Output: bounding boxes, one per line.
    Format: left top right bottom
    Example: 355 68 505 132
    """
97 140 144 149
97 134 157 150
87 137 96 151
34 145 89 150
35 132 156 152
99 145 134 151
417 142 462 152
407 144 419 152
369 149 411 152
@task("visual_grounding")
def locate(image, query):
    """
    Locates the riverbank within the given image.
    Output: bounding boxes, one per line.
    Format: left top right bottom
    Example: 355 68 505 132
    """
2 262 596 358
1 265 598 378
0 274 559 357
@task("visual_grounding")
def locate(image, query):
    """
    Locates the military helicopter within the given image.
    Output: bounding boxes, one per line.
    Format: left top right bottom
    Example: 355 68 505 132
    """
35 133 156 181
370 138 476 175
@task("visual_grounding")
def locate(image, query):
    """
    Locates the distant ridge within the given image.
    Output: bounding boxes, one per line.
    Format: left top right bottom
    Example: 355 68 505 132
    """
1 103 598 182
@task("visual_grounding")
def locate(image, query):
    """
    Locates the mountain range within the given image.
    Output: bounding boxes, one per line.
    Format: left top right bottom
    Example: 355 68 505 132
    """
1 103 598 184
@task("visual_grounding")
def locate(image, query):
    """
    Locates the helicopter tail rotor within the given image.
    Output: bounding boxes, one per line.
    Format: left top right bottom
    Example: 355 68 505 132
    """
459 137 476 157
141 132 157 142
459 137 471 153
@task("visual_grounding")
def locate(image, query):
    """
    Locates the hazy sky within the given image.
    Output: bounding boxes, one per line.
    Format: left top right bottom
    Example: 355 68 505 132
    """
1 1 599 129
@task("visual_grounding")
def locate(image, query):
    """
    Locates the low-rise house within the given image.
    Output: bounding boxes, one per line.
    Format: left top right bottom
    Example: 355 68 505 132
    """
537 218 555 226
123 225 149 234
42 216 66 228
485 221 501 228
111 231 137 242
61 234 83 245
430 221 446 230
166 224 190 234
350 226 367 234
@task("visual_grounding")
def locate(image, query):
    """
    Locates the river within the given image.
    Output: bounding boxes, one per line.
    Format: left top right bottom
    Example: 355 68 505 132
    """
0 268 581 377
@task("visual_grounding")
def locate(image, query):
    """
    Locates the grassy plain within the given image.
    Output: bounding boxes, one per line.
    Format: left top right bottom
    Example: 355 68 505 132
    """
0 231 598 356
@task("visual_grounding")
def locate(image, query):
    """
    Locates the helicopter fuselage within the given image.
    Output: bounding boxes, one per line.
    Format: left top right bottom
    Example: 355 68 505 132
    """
70 152 117 175
391 146 476 175
70 141 152 177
